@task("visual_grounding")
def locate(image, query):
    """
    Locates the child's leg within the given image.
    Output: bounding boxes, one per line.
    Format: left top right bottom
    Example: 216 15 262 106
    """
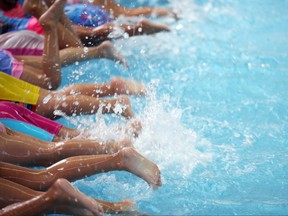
0 178 104 216
60 41 128 67
63 77 146 97
14 55 43 69
16 0 65 90
38 0 66 90
79 0 178 18
23 0 83 49
122 19 171 36
15 40 128 68
0 178 135 214
1 128 133 166
88 19 170 39
74 19 169 46
96 199 136 214
8 51 57 90
37 90 135 119
0 147 162 190
19 64 53 89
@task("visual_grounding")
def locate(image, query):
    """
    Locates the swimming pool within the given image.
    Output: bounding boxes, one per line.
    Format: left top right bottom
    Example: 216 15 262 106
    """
59 0 288 214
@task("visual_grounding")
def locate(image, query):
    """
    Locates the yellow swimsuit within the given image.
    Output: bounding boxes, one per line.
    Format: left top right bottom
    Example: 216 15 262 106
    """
0 72 40 105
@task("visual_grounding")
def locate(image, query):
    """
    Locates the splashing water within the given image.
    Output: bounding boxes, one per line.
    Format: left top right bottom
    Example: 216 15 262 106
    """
58 0 288 214
134 88 213 177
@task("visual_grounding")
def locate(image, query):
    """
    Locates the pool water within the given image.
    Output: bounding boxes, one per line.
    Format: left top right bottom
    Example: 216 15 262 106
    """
59 0 288 215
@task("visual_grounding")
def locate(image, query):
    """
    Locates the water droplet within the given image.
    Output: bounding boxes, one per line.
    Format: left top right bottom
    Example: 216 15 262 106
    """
123 32 129 39
48 83 53 90
43 94 52 104
175 24 183 30
70 89 76 95
113 104 123 114
53 110 66 117
83 47 89 54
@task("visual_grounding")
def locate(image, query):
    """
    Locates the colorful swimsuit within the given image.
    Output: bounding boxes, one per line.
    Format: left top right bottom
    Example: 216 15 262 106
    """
0 118 55 141
0 101 62 137
1 3 111 36
0 73 63 141
0 30 44 56
64 4 112 27
0 11 44 35
2 2 26 18
0 50 24 78
0 71 40 105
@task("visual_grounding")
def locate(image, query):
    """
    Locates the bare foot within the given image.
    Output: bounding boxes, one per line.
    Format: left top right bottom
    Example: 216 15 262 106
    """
153 8 179 20
114 95 135 119
137 18 171 35
117 147 162 189
51 178 104 215
110 77 146 96
97 41 129 67
96 199 137 214
104 138 133 154
125 119 142 138
118 138 134 149
39 0 66 29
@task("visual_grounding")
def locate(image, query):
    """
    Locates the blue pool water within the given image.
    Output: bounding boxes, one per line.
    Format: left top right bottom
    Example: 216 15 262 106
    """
58 0 288 215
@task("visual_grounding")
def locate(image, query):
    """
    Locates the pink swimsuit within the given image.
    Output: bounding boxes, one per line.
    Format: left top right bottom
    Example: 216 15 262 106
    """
1 3 44 35
0 30 44 56
0 101 62 136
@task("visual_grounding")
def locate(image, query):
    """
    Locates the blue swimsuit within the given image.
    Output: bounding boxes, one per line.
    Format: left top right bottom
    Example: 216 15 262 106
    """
64 4 112 27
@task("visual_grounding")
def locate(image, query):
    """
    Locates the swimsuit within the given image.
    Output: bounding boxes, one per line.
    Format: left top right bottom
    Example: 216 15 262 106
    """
64 4 111 27
0 50 24 78
1 3 110 36
0 71 40 105
67 0 85 3
0 11 43 35
2 3 26 18
0 30 44 56
0 101 62 137
0 118 55 141
0 73 62 141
